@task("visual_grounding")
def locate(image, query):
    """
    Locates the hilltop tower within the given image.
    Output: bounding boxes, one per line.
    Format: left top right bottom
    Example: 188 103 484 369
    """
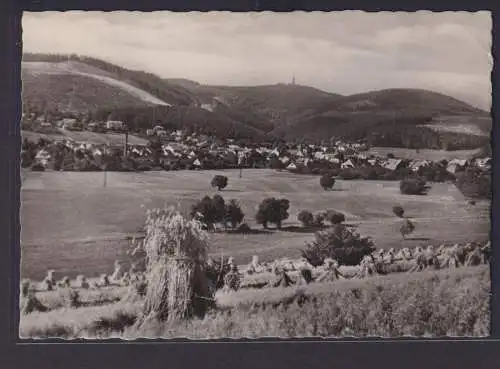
292 73 296 85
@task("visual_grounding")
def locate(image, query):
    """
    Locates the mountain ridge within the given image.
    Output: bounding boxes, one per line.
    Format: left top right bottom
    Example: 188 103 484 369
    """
21 53 491 148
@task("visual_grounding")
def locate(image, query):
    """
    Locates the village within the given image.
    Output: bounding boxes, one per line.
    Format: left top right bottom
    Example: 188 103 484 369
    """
21 114 492 182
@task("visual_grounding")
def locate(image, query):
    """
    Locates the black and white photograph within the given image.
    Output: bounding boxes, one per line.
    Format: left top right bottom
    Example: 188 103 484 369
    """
19 11 492 339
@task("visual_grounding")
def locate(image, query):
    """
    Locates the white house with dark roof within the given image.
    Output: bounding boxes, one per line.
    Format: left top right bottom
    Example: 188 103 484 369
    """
382 158 404 171
341 159 355 169
446 159 468 174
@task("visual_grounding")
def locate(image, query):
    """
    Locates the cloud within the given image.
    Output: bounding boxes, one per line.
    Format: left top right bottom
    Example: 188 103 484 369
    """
22 11 492 110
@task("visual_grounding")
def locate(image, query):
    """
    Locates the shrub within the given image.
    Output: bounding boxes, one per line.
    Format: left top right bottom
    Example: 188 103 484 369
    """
269 156 285 170
338 168 361 180
400 218 416 239
325 210 346 225
237 223 252 233
297 210 314 227
301 224 375 267
255 198 290 229
454 167 491 199
225 199 245 229
381 171 399 181
31 163 45 172
74 158 101 172
319 174 335 190
211 175 228 191
400 178 431 195
392 205 405 218
21 151 34 168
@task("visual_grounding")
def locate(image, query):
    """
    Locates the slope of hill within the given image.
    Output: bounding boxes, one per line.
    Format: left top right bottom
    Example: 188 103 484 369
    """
22 54 491 147
22 53 199 110
168 82 343 127
22 66 166 112
327 89 486 114
422 115 491 137
272 89 491 147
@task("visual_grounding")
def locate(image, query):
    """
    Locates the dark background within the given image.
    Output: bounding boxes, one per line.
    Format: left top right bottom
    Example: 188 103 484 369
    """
1 0 499 368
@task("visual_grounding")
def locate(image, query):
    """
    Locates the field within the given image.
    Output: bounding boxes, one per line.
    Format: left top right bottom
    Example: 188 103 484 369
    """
21 169 490 280
367 147 482 161
22 129 148 146
20 265 490 338
422 115 492 137
368 147 478 161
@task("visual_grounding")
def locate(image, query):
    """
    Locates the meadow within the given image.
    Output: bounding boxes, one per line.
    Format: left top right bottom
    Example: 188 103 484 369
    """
367 147 481 161
21 169 490 280
20 265 490 339
22 129 148 146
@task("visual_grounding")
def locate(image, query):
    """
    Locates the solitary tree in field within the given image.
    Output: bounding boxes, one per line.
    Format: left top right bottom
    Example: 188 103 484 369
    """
320 173 336 191
211 175 228 191
255 197 290 229
392 205 415 239
400 178 431 195
399 218 415 239
301 224 375 267
392 205 405 218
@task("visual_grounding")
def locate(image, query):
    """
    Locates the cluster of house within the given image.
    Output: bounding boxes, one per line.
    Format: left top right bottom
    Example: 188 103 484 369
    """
258 146 490 175
22 114 127 133
26 127 492 175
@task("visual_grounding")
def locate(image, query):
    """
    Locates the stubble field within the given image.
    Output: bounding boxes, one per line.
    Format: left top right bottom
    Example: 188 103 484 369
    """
21 169 490 280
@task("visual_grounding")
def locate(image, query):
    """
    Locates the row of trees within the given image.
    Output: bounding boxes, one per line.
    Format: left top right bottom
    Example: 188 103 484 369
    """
190 195 245 231
297 210 345 227
190 195 292 231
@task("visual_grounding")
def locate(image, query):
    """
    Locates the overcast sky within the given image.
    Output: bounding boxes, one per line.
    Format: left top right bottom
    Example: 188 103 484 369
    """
22 11 492 110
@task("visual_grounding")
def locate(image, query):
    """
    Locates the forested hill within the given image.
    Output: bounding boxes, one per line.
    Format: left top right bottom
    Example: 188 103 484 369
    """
22 53 491 148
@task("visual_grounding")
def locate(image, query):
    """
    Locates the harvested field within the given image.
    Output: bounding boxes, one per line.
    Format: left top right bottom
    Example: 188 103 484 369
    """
19 265 489 339
21 169 490 280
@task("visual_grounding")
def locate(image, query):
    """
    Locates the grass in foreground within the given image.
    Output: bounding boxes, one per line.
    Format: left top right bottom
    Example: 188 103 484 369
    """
20 266 490 339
